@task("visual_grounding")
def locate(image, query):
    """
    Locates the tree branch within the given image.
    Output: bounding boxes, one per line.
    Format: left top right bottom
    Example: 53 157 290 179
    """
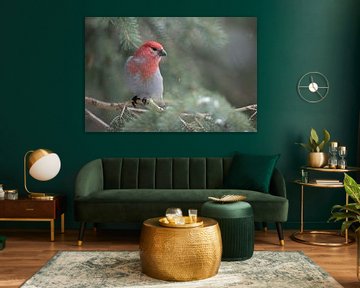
85 109 110 130
85 96 147 113
235 104 257 112
85 96 257 131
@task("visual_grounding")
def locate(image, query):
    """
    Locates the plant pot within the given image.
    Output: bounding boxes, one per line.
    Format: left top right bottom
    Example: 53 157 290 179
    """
308 152 328 168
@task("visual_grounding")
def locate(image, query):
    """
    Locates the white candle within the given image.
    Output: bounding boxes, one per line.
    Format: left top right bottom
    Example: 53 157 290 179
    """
339 146 346 153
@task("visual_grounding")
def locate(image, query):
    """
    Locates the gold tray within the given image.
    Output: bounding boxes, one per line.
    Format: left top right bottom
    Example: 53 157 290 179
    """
208 194 246 203
159 216 204 228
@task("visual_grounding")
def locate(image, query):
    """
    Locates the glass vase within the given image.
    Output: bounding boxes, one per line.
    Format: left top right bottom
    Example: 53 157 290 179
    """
337 146 347 169
328 142 338 169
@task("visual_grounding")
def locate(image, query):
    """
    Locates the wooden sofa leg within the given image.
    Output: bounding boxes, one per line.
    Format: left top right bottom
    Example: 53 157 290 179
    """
262 222 268 232
77 222 86 246
276 222 285 246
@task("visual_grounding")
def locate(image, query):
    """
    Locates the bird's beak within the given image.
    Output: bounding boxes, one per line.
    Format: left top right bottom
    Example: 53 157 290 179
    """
159 49 167 57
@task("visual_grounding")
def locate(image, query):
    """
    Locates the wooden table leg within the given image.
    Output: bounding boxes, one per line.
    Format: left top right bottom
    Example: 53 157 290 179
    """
50 219 55 242
61 213 65 234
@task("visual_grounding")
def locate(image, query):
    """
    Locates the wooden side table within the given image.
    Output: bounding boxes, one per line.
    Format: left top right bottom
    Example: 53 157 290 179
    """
0 195 66 241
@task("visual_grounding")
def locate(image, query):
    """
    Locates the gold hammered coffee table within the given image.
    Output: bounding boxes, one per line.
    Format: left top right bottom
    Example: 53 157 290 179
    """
139 217 222 281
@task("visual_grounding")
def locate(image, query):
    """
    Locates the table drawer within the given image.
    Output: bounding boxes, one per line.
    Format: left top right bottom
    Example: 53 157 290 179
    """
0 201 55 218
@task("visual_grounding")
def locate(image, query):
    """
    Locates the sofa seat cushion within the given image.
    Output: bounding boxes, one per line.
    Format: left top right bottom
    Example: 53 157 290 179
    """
76 189 280 202
75 189 288 222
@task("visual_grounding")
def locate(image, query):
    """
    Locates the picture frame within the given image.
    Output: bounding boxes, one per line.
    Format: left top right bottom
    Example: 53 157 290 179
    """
85 17 257 132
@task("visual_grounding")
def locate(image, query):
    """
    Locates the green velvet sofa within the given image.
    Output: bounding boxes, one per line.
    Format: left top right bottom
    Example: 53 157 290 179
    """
74 157 288 245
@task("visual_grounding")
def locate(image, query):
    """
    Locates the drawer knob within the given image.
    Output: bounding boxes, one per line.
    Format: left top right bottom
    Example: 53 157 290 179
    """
25 208 35 211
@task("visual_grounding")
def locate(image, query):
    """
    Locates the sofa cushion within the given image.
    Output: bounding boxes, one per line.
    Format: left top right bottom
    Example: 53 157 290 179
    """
224 153 280 193
75 188 288 222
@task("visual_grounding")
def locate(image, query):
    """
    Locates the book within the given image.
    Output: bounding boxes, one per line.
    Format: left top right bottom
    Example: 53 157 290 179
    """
315 179 341 184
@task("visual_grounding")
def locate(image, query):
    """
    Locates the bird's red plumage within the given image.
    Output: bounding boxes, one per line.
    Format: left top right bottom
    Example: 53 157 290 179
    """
125 40 166 105
127 41 164 80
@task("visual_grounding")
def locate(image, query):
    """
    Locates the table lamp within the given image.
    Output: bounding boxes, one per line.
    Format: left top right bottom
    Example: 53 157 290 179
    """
24 149 61 199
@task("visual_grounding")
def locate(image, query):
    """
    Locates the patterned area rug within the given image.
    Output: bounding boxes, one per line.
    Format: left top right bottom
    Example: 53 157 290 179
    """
21 251 342 288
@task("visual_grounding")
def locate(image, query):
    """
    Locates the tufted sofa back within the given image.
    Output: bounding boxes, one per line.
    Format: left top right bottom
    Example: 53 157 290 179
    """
102 158 233 190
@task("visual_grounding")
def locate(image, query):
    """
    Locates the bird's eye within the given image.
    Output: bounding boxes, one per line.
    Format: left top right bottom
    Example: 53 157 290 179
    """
151 47 157 51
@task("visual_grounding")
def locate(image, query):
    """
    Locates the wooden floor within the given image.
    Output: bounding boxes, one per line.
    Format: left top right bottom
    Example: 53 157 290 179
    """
0 228 358 288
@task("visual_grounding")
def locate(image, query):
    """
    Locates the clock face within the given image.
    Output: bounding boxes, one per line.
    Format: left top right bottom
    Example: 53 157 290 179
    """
297 72 329 103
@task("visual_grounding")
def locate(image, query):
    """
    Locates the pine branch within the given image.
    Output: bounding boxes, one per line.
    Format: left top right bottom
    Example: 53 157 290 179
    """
148 99 165 112
85 109 110 130
116 17 142 51
236 104 257 120
85 96 166 113
235 104 257 112
85 96 164 131
85 96 256 132
85 96 146 112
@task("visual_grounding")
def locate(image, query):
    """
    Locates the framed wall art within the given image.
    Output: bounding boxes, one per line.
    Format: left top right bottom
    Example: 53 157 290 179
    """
85 17 257 132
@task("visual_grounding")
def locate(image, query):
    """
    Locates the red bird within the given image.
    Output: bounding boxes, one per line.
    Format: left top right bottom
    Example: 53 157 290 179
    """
124 41 167 107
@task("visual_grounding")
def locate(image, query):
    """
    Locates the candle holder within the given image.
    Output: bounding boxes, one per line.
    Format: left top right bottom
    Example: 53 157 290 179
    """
337 146 347 169
328 142 338 169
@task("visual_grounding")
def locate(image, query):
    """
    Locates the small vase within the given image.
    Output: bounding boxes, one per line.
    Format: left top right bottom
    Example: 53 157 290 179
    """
308 152 328 168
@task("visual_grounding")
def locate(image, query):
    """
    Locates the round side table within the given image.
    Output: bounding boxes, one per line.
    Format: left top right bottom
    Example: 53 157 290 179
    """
139 217 222 281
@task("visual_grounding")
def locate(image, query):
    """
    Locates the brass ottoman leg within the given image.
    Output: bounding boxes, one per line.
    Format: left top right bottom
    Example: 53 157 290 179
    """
77 222 86 246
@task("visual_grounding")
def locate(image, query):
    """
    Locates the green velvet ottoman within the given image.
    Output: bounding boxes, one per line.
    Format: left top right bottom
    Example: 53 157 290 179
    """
201 201 254 261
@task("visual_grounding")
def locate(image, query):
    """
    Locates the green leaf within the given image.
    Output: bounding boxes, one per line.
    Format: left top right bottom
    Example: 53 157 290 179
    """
330 211 357 220
331 203 360 215
344 173 360 204
317 140 325 152
296 142 312 152
341 220 358 234
323 129 330 144
329 202 360 227
310 128 319 144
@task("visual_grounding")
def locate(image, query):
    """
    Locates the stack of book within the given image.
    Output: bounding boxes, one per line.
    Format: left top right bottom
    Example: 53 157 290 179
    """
314 179 341 185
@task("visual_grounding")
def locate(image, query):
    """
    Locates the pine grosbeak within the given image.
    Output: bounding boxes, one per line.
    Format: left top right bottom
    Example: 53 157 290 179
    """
125 41 167 107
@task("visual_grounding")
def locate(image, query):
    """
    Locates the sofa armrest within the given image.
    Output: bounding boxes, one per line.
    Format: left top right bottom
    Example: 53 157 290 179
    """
75 159 104 199
269 168 287 198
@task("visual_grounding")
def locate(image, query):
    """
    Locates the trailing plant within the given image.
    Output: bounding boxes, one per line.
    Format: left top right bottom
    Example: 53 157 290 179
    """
296 128 331 152
329 173 360 233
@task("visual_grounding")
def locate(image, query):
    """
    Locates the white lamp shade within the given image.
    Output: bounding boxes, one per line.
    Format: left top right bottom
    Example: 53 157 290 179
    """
29 153 61 181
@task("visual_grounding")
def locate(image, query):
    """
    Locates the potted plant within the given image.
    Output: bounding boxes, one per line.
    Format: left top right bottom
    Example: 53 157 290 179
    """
329 173 360 279
296 128 330 167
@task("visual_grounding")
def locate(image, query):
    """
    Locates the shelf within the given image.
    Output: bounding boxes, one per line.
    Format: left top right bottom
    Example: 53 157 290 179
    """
301 166 360 173
294 180 344 188
292 166 357 247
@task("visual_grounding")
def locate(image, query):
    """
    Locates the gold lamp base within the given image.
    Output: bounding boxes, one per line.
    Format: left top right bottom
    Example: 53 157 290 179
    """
28 192 55 200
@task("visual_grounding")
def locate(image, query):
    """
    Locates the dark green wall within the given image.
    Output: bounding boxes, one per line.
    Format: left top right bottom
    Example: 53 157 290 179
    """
1 0 359 230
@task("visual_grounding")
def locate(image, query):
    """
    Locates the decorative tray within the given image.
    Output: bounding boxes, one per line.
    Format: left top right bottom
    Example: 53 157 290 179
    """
208 194 246 203
159 216 204 228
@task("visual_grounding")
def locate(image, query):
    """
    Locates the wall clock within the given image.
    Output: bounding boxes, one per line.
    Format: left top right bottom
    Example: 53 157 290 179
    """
297 72 329 103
